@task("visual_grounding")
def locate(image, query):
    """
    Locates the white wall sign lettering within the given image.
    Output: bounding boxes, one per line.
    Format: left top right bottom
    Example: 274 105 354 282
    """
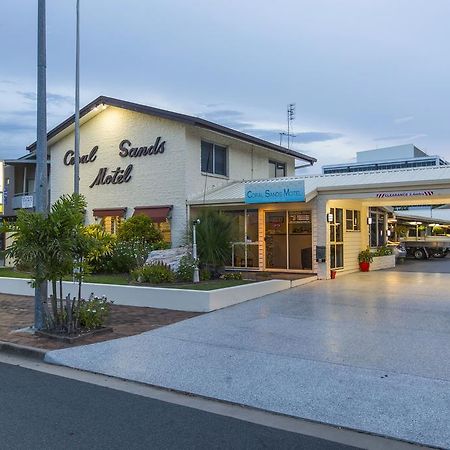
245 180 305 204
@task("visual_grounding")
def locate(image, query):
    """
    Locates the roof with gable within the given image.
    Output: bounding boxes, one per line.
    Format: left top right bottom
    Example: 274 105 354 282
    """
26 96 316 164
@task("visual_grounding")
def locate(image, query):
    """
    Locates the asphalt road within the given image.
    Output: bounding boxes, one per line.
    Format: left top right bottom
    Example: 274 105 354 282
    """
0 362 356 450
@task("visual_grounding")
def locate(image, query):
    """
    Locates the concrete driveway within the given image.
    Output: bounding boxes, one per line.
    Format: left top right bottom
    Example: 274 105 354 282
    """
391 254 450 273
46 270 450 448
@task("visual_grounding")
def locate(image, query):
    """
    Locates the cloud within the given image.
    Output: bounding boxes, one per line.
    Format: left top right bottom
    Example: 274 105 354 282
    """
17 91 73 106
200 108 343 145
292 131 343 144
394 115 414 124
0 119 34 133
374 133 427 142
199 109 252 130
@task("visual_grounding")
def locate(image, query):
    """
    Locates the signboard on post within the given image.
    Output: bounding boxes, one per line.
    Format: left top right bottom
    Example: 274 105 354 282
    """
245 180 305 204
21 195 34 209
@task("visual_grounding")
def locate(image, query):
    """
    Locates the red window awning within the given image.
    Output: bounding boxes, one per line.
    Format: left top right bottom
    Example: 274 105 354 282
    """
93 207 127 218
133 205 172 223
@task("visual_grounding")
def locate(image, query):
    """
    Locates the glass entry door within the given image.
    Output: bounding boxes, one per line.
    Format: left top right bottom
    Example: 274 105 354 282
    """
265 212 287 269
265 210 312 270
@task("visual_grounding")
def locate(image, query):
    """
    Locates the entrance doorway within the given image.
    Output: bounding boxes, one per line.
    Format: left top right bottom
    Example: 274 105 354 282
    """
265 210 312 270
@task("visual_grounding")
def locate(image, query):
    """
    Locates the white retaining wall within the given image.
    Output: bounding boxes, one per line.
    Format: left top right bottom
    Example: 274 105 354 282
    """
0 277 299 313
370 254 396 271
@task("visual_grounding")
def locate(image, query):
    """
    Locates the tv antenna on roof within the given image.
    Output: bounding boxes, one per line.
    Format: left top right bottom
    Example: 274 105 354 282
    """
280 103 296 149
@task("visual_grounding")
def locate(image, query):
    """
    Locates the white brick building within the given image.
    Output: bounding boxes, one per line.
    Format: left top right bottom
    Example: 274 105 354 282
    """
25 96 315 247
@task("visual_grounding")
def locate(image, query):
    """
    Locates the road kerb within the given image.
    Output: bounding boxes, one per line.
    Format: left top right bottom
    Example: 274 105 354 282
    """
0 341 46 360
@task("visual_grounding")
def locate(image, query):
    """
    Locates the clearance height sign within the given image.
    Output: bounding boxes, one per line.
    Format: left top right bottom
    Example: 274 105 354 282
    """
245 180 306 204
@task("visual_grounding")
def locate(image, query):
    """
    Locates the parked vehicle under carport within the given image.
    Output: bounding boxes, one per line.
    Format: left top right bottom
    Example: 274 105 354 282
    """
401 237 450 260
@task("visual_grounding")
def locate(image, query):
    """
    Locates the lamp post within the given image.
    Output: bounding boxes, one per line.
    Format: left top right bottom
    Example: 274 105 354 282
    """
192 219 200 283
35 0 49 330
74 0 80 194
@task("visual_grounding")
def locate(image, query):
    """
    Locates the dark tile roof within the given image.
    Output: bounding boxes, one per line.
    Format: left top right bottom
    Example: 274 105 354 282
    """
26 96 316 164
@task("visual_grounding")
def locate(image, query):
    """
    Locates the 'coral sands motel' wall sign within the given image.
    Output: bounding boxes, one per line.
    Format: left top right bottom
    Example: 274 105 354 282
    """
62 137 166 188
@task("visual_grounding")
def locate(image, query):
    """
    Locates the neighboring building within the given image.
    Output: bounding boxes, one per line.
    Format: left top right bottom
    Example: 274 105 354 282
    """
23 96 316 247
322 144 448 174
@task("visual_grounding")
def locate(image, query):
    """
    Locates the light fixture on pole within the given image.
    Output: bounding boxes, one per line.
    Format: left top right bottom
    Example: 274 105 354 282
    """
35 0 49 330
74 0 80 194
192 219 201 283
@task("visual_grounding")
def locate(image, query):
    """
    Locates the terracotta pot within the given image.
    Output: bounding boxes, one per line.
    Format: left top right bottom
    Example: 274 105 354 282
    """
359 261 370 272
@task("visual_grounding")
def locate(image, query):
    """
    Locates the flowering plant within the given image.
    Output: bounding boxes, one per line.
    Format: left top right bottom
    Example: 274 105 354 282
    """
78 294 112 330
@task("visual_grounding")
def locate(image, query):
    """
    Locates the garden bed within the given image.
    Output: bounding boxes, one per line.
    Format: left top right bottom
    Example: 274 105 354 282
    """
0 268 252 290
35 326 113 344
0 293 201 350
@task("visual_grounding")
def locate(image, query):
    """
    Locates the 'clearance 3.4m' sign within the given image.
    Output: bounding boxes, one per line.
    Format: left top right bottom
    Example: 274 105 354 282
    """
245 180 306 204
376 190 434 198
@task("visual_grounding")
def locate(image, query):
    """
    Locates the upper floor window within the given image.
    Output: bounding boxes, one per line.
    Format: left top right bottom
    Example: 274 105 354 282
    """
201 141 227 176
346 209 361 231
269 160 286 178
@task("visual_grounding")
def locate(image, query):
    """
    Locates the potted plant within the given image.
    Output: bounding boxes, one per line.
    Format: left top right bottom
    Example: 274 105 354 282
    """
358 247 373 272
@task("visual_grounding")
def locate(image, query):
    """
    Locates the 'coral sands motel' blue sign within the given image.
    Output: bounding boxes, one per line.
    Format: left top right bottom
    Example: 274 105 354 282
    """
245 180 306 204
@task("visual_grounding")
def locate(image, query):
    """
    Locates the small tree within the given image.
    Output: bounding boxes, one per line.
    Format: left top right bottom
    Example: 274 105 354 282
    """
117 214 164 267
195 209 233 275
4 194 110 332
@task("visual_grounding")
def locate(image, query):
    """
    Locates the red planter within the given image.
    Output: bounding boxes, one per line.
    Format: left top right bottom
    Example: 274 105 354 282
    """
359 261 370 272
330 270 337 279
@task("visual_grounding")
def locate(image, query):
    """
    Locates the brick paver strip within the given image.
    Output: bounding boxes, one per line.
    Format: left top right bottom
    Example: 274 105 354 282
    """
0 293 201 351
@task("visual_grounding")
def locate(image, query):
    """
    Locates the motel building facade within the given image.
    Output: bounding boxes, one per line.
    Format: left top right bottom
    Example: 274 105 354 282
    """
20 96 450 279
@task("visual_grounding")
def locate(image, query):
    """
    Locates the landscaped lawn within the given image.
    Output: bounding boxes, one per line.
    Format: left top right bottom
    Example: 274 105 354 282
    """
0 268 253 290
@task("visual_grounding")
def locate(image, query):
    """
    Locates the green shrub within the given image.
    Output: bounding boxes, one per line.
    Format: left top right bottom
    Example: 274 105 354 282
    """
374 245 393 257
117 214 162 242
91 239 169 274
177 254 196 282
195 210 233 271
132 263 175 284
223 272 243 280
116 215 165 268
200 268 211 281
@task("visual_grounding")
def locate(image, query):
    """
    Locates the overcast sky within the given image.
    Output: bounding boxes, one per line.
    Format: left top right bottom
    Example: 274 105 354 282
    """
1 0 450 172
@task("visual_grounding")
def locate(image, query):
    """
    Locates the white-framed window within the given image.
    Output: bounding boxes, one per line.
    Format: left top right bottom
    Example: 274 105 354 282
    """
201 141 227 176
269 160 286 178
369 209 387 247
100 216 122 234
330 207 344 270
345 209 361 231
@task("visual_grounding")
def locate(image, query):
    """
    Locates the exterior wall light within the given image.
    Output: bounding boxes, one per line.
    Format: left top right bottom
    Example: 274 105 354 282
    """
367 217 373 225
192 218 201 283
327 213 334 223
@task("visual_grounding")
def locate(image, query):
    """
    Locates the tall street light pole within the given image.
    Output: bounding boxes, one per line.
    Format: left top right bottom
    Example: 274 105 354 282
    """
74 0 80 194
35 0 49 329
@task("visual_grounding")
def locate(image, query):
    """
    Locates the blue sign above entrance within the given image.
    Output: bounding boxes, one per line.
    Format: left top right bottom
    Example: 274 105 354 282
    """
245 180 306 204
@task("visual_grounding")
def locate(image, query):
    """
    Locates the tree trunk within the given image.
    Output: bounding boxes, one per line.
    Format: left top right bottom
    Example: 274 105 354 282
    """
78 258 83 301
59 278 64 329
51 279 57 326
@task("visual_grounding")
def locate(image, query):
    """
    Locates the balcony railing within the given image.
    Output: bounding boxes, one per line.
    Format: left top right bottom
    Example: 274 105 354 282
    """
12 192 35 210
